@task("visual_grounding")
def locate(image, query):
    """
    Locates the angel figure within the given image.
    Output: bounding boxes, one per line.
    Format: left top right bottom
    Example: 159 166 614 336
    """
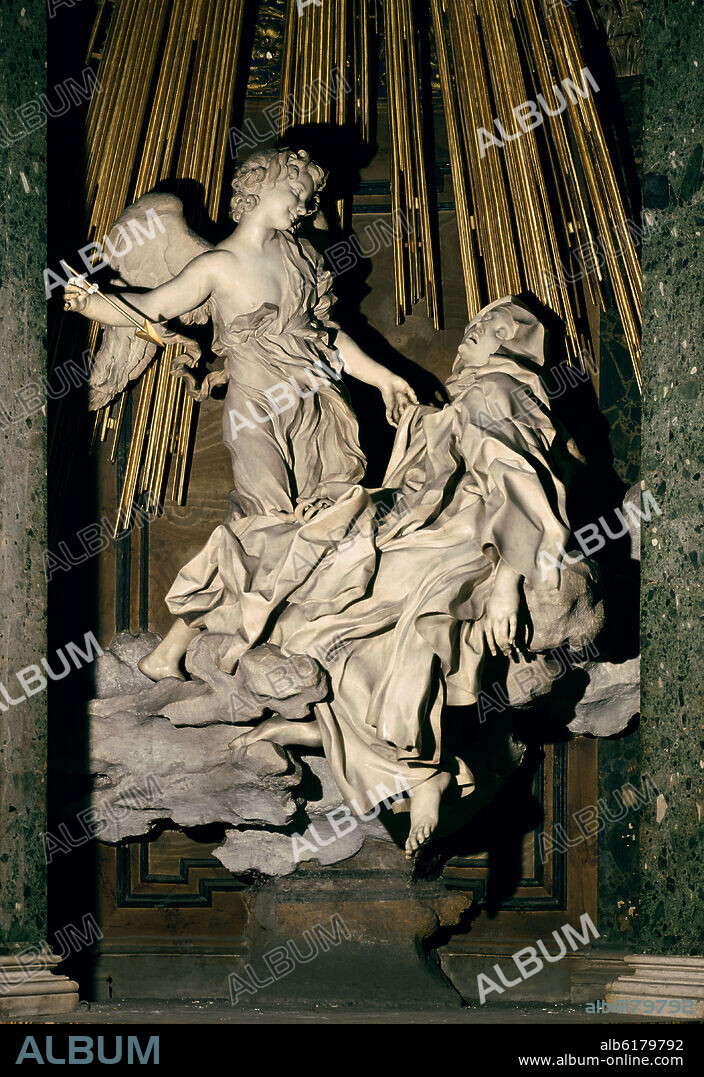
64 147 418 680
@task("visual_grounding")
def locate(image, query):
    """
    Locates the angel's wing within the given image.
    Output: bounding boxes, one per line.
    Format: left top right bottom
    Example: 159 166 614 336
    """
88 193 214 410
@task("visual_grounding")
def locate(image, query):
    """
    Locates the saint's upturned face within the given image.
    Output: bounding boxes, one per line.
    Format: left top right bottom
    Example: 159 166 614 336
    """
456 308 516 368
263 170 316 231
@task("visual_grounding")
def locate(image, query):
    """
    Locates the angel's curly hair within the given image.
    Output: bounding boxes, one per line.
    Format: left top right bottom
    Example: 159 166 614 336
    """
229 147 327 224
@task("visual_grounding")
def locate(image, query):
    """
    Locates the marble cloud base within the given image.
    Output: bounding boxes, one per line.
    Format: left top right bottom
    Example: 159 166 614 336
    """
88 632 397 876
83 629 640 878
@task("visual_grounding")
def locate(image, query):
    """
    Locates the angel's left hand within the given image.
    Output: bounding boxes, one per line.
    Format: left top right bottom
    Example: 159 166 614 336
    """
378 374 418 426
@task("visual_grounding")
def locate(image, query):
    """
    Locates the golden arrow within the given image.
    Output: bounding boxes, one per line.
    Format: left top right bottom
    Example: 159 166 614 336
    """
61 261 165 348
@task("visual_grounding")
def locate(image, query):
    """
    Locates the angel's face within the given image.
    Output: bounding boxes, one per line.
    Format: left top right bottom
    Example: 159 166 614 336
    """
456 308 516 368
261 169 316 231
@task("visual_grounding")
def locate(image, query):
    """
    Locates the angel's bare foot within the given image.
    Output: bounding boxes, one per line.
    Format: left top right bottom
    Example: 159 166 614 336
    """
234 716 323 749
138 652 186 682
405 770 452 859
137 617 201 682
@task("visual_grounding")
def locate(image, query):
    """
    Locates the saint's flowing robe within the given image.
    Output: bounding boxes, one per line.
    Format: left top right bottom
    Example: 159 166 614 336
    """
266 361 573 810
167 345 576 812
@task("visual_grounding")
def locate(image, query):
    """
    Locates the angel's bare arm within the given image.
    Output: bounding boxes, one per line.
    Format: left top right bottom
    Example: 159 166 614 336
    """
63 251 223 326
335 329 418 425
335 330 390 386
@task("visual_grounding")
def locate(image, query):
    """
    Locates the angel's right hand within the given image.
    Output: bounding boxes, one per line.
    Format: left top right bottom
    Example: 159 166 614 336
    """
63 283 90 314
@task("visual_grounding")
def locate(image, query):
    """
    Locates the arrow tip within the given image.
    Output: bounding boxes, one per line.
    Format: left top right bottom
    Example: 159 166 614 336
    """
135 320 164 348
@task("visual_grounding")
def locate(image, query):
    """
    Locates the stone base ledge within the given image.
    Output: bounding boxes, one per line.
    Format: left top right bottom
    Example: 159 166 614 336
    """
439 940 593 1003
571 952 631 1003
0 956 79 1018
606 955 704 1020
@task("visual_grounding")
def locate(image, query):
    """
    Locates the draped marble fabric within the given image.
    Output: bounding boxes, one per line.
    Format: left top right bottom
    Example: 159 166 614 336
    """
264 301 577 810
166 228 369 662
167 298 586 812
211 228 365 517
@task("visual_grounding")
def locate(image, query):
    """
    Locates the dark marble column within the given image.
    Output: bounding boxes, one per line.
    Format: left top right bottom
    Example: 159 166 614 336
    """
0 0 77 1016
606 0 704 1015
638 0 704 955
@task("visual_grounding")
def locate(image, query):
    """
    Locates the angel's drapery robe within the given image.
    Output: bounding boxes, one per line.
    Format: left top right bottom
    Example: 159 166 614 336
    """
211 229 365 518
167 356 574 812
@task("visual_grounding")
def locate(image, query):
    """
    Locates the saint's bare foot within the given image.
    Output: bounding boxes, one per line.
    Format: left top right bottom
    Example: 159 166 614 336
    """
405 770 452 858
